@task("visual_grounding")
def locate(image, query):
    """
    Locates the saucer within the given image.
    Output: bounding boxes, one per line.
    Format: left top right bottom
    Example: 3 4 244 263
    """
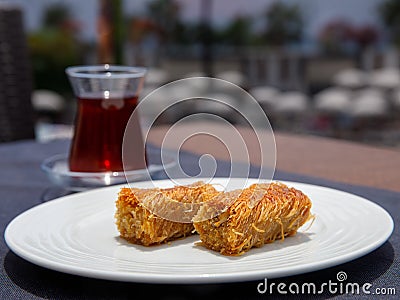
41 150 177 191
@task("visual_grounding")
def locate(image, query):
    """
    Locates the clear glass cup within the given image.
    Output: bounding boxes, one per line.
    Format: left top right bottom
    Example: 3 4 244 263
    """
66 65 147 172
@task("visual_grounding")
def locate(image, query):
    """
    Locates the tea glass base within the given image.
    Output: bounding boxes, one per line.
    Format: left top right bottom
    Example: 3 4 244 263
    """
41 152 176 194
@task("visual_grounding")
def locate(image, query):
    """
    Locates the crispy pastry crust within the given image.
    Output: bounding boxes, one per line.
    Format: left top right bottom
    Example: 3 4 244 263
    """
193 182 313 255
115 182 218 246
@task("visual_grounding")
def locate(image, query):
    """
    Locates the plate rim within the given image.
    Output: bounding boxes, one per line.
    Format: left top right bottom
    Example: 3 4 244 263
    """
4 178 394 284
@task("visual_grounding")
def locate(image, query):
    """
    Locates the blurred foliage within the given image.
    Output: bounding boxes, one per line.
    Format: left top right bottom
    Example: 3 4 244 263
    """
129 0 303 48
318 20 357 55
380 0 400 47
147 0 180 43
28 4 83 94
318 20 378 56
129 18 162 44
112 0 124 64
129 0 181 45
351 25 379 49
43 3 69 27
262 2 303 46
218 17 253 46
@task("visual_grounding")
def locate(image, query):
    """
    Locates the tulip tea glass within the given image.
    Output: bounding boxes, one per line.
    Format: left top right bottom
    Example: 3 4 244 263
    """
66 65 147 173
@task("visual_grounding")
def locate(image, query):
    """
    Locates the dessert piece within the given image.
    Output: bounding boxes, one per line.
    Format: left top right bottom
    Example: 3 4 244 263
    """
193 182 313 255
115 181 219 246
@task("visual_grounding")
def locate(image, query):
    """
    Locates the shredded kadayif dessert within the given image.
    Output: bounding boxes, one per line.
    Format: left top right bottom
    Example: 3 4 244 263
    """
115 181 219 246
193 182 313 255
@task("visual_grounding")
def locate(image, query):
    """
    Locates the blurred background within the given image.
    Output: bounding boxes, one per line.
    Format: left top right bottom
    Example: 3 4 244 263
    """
1 0 400 148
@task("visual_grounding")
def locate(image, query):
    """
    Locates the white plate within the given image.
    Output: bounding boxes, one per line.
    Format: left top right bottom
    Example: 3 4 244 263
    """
4 178 393 284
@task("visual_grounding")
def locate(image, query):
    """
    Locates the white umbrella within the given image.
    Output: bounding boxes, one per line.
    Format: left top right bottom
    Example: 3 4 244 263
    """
367 68 400 90
216 70 246 87
31 89 65 112
391 88 400 109
333 68 367 89
274 91 308 114
184 71 209 92
314 87 352 114
145 68 168 87
348 88 388 117
249 86 280 109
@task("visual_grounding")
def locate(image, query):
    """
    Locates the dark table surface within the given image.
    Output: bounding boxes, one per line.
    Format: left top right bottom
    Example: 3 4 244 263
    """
0 139 399 299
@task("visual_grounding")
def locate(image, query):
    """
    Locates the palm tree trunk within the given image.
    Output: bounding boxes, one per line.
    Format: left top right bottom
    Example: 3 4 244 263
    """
97 0 123 64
